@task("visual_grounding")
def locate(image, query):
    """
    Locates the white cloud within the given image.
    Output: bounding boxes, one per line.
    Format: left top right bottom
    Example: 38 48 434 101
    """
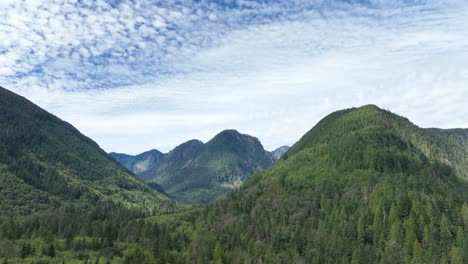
1 0 468 154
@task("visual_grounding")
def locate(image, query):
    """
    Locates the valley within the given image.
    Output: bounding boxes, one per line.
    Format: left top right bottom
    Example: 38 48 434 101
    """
0 87 467 263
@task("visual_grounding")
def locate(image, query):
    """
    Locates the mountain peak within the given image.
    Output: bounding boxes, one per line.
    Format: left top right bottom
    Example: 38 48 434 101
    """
140 130 275 204
287 104 412 158
213 129 243 140
352 104 388 116
357 104 381 111
208 129 262 149
110 149 166 176
181 139 204 146
218 129 241 135
164 139 205 161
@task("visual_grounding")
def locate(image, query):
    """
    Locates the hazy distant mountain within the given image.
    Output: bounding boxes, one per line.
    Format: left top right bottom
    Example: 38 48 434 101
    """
110 149 165 176
141 130 278 204
269 145 290 161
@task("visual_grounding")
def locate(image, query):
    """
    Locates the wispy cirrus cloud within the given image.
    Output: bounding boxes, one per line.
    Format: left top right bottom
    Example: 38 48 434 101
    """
1 0 468 154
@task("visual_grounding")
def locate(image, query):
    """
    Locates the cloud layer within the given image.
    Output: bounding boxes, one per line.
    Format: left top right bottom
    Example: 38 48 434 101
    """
1 0 468 154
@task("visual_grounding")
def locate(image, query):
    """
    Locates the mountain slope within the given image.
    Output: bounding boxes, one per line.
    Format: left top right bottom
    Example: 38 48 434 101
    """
162 105 468 263
110 149 165 176
144 130 275 204
269 145 290 161
423 128 468 179
2 103 467 263
0 86 176 216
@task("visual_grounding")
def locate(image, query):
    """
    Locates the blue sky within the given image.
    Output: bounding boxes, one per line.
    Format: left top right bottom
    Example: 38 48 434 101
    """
1 0 468 154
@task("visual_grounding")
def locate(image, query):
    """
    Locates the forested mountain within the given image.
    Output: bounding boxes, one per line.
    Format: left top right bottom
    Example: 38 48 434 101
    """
0 86 176 216
142 130 278 204
423 128 468 179
112 132 289 205
147 105 468 263
110 149 165 176
1 99 467 264
0 86 179 263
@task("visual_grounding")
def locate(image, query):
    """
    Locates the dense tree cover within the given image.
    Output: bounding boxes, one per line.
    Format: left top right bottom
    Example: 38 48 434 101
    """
1 97 467 263
166 105 468 263
0 86 176 216
0 86 179 262
424 128 468 179
142 130 277 204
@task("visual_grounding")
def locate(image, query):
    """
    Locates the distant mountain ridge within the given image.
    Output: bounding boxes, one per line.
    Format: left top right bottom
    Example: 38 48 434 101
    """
112 130 289 204
151 129 276 204
110 149 165 176
269 145 290 161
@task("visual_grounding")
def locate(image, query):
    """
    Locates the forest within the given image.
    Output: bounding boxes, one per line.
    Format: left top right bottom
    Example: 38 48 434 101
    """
0 89 467 264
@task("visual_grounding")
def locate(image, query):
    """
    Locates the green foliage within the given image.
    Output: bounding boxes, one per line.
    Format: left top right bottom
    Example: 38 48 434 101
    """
0 86 178 217
143 130 276 204
0 86 180 262
145 105 468 263
1 98 467 264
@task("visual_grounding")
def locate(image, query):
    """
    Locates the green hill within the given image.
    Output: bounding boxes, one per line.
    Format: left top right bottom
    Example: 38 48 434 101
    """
1 101 467 263
143 130 276 204
0 86 181 259
0 86 181 262
155 105 468 263
0 86 176 216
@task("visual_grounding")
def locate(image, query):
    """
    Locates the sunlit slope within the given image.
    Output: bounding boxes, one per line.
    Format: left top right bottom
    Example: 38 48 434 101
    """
185 105 468 263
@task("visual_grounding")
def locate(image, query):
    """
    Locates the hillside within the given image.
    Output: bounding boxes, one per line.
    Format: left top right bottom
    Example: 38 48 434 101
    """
423 128 468 178
0 86 177 216
150 105 468 263
110 149 165 176
2 102 467 263
143 130 277 204
0 86 183 263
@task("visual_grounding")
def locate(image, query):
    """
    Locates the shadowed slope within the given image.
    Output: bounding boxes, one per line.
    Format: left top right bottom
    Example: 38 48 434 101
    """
0 86 176 216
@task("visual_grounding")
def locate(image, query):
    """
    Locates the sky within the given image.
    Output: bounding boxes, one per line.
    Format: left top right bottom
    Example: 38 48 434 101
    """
1 0 468 154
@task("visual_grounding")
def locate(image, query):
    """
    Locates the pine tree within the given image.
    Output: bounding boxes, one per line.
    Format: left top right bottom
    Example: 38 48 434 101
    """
440 214 452 251
410 240 422 264
350 250 360 264
403 216 417 254
213 242 223 264
448 245 463 264
389 221 401 243
461 203 468 228
48 244 56 258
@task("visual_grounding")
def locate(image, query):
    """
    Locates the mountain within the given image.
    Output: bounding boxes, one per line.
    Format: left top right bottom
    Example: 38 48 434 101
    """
269 145 290 161
149 105 468 263
428 128 468 149
2 102 467 263
143 130 276 204
423 128 468 178
110 149 165 176
0 86 176 218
